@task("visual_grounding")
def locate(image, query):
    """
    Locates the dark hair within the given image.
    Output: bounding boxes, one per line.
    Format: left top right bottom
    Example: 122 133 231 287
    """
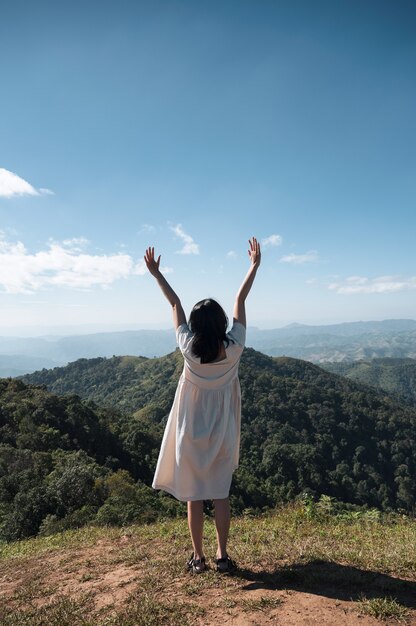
188 299 231 363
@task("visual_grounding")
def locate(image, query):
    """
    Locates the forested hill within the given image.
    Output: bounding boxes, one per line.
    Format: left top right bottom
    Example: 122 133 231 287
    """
19 349 372 417
20 352 184 418
15 348 416 521
321 358 416 407
0 377 167 541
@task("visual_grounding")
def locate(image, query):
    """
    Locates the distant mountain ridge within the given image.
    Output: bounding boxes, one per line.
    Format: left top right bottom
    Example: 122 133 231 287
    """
1 319 416 376
249 319 416 361
278 319 416 335
0 330 177 376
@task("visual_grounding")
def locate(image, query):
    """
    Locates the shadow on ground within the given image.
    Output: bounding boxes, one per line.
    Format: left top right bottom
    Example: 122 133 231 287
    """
232 560 416 607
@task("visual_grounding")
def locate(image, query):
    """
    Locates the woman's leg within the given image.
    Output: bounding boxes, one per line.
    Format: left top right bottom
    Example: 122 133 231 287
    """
187 500 204 559
213 497 230 559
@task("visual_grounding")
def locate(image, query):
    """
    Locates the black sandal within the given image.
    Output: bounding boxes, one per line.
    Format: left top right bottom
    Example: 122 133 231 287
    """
186 552 206 574
215 554 237 573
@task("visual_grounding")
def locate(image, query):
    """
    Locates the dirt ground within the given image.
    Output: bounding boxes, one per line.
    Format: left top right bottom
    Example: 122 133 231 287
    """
1 533 415 625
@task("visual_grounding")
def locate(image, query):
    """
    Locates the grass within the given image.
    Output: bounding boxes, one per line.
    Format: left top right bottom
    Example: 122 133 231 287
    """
241 596 283 612
3 503 415 577
1 502 415 625
0 592 200 626
0 523 122 560
0 592 96 626
100 592 205 626
357 595 410 622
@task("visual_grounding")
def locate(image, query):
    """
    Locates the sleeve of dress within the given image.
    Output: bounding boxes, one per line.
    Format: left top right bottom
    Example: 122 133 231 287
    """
227 320 246 347
176 323 194 355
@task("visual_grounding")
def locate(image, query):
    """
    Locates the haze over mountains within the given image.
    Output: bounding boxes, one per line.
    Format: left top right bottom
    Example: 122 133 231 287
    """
1 319 416 377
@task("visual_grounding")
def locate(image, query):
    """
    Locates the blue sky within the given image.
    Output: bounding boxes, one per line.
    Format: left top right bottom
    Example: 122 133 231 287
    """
1 0 415 334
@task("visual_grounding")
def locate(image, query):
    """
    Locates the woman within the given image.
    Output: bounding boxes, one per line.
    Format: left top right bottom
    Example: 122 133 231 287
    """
144 237 261 573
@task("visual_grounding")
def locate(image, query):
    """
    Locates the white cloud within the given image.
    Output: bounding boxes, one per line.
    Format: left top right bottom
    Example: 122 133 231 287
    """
138 223 156 234
328 275 416 294
262 234 282 248
0 234 153 294
134 259 173 276
0 168 54 198
134 260 148 276
61 237 90 251
171 224 200 255
280 250 319 264
226 250 237 258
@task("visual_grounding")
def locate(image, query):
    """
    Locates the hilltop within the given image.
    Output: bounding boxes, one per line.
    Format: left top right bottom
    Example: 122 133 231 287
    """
20 351 183 418
1 502 415 625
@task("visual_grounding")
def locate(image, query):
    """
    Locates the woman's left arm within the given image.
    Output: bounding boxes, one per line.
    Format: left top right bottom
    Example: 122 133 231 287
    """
144 247 186 329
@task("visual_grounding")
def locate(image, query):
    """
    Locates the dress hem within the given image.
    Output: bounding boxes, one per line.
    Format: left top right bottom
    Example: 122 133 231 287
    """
152 483 231 502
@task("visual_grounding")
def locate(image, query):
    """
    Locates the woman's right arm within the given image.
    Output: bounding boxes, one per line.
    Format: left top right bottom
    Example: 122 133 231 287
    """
233 237 261 328
144 247 186 329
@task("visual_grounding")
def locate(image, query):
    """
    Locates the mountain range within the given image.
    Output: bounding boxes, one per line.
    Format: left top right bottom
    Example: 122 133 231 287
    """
7 347 414 540
1 318 416 376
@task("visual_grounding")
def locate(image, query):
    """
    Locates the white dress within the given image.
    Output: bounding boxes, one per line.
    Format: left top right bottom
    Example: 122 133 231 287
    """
152 320 246 502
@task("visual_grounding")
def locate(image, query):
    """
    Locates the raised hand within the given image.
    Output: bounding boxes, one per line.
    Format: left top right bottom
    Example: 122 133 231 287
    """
144 246 186 329
233 236 261 327
248 237 261 267
144 246 161 276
